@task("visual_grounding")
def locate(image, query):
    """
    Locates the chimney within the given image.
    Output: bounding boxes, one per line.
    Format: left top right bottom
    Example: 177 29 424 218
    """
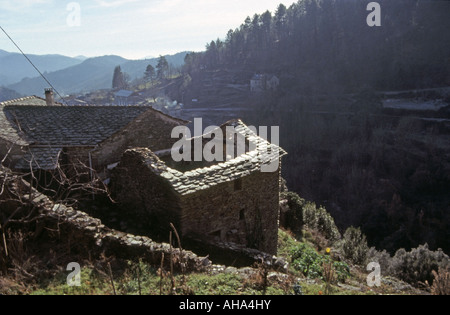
44 88 54 106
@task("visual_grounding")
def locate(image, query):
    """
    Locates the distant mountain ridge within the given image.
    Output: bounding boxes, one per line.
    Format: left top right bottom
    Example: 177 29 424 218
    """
0 50 83 86
2 50 188 96
0 87 23 102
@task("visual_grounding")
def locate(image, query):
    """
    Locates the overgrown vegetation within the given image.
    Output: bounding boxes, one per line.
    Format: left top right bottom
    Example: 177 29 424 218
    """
290 243 350 283
281 191 341 246
338 227 370 266
367 244 450 289
280 191 450 294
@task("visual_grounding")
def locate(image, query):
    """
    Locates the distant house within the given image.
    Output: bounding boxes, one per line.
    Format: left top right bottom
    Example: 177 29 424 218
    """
266 75 280 91
250 74 266 92
114 90 134 105
250 74 279 92
0 93 189 175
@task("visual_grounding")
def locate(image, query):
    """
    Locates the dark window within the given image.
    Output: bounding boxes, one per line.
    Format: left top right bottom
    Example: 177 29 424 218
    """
239 209 245 221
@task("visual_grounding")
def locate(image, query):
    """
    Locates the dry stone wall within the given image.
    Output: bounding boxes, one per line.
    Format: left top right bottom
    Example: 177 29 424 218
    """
1 169 287 273
180 169 280 255
0 170 209 272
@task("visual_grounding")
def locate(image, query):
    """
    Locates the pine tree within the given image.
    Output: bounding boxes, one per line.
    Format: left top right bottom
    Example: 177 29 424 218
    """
156 56 169 80
112 66 125 89
144 64 156 84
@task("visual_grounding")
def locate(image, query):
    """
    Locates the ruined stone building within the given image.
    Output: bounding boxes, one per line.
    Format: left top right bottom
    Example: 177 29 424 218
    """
0 94 188 175
1 92 287 256
112 120 287 255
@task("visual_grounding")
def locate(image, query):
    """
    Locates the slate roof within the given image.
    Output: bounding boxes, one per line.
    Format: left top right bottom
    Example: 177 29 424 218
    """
15 147 62 170
0 98 188 170
0 96 62 146
115 90 134 98
2 105 152 146
124 119 287 196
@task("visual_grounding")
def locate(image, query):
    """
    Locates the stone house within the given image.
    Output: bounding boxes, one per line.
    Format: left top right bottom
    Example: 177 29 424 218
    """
0 94 188 176
250 74 266 92
114 90 133 105
111 119 287 255
266 75 280 91
250 74 279 92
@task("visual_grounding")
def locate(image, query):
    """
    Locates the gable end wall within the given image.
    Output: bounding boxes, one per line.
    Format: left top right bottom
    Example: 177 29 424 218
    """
179 166 281 255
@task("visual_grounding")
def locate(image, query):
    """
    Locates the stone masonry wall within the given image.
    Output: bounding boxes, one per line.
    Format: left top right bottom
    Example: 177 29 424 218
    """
92 109 186 170
110 149 182 238
180 169 281 255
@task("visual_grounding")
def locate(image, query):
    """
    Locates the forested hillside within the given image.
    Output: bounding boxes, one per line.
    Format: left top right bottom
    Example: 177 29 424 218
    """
181 0 450 254
185 0 450 92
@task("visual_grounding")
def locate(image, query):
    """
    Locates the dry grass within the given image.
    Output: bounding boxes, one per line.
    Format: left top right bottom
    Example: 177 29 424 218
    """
431 268 450 296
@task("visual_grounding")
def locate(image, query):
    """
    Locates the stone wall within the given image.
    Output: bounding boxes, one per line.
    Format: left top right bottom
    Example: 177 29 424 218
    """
0 169 210 272
110 149 183 238
180 169 280 255
92 109 186 170
0 168 288 272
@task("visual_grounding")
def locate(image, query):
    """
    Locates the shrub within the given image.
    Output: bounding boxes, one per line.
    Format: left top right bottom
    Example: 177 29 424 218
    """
290 243 350 283
333 261 351 283
281 192 305 234
391 244 449 287
281 192 341 243
314 206 341 244
338 227 370 266
367 247 392 275
291 243 323 279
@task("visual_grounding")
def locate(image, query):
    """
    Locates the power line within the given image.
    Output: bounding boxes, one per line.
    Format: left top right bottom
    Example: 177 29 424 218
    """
0 25 67 105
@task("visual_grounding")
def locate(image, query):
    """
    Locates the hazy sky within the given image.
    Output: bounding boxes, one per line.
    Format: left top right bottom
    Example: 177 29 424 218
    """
0 0 295 60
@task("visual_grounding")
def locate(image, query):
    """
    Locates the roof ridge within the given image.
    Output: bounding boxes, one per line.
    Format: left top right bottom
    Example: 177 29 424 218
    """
0 95 37 106
146 105 190 124
0 95 64 106
2 103 187 121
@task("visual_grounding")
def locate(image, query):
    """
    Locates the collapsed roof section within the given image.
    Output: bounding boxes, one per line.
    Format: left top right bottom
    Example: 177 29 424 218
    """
120 119 287 196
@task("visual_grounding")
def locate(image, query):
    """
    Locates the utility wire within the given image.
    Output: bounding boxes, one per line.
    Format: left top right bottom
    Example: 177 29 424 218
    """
0 25 67 105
